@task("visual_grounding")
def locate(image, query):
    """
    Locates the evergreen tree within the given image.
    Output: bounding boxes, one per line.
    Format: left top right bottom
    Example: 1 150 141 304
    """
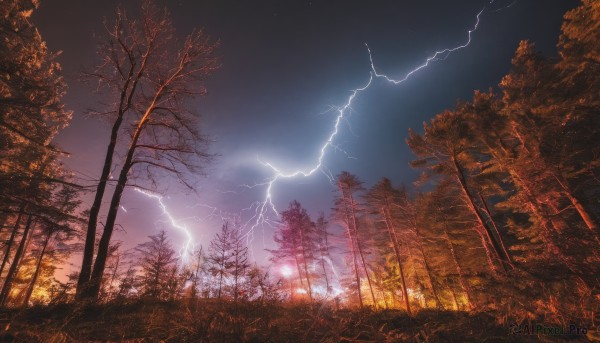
135 230 178 300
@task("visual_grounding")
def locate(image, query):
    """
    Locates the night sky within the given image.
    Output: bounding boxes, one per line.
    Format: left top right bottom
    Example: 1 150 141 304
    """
33 0 576 268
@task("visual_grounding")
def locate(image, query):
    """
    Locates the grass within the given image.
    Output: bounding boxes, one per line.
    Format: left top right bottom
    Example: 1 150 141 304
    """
0 299 592 342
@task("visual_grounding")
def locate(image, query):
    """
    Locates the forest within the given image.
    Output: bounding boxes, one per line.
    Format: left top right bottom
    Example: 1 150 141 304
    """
0 0 598 341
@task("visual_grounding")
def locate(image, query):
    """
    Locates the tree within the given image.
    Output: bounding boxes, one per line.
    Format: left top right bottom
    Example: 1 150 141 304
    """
313 213 333 295
269 201 315 301
0 0 73 244
0 0 78 307
207 222 234 299
229 225 250 302
135 230 178 300
333 171 376 307
498 41 598 288
407 110 512 275
77 0 219 301
0 0 70 150
186 246 206 299
365 178 412 315
21 185 81 307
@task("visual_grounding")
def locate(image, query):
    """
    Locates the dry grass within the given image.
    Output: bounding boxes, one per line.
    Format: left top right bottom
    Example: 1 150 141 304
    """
0 300 592 342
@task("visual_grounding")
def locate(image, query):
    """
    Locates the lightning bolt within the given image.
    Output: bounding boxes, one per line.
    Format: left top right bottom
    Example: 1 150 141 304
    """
249 6 488 232
134 188 194 263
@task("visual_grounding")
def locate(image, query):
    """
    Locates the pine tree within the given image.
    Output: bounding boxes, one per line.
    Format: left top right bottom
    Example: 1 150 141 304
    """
135 230 178 300
208 222 234 299
333 171 376 307
229 224 250 302
270 201 315 300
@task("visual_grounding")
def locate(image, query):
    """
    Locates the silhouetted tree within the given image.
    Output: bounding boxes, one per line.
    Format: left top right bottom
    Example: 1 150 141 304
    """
333 171 376 307
77 0 219 301
208 222 234 299
270 201 315 300
135 230 178 300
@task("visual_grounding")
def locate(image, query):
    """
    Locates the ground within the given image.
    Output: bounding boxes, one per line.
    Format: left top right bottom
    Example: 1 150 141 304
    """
0 300 594 342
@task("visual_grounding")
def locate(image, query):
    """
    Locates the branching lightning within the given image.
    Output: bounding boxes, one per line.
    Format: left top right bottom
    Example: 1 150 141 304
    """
127 1 514 265
134 188 194 263
248 6 488 232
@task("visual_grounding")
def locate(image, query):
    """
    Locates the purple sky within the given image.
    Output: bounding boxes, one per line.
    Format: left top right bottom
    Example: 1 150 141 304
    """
33 0 575 272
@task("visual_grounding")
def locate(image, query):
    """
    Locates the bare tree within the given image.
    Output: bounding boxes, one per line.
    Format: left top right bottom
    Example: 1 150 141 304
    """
76 1 219 301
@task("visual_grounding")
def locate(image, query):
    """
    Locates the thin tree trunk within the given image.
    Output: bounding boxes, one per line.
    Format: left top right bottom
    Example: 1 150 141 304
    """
218 250 225 299
339 186 363 307
294 254 305 289
23 230 51 307
77 40 152 299
381 207 411 316
478 192 514 270
438 205 473 310
299 228 313 301
448 280 460 311
322 230 331 293
0 203 25 278
0 215 34 305
349 194 377 308
452 154 506 274
320 253 330 295
192 247 202 299
345 224 362 307
553 174 599 234
413 225 442 309
107 253 120 300
234 270 238 302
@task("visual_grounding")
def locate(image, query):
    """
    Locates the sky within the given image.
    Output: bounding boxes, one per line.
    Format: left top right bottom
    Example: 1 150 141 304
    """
32 0 576 268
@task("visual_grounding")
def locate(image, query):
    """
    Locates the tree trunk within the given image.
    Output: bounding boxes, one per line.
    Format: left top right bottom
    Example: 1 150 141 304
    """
294 254 305 289
84 89 166 301
438 205 473 310
413 224 442 309
107 253 120 300
448 280 460 311
217 248 225 299
0 203 25 278
339 186 363 307
478 192 514 270
0 214 34 305
349 194 377 308
451 154 506 274
553 174 599 234
485 139 595 283
76 109 126 299
381 207 411 316
320 254 330 295
22 231 51 307
77 43 151 300
299 228 313 301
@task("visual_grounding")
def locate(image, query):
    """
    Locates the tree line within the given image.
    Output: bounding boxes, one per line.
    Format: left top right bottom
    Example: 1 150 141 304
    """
267 0 599 323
